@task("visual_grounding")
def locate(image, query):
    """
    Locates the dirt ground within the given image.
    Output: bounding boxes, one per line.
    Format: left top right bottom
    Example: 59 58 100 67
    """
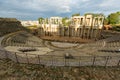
0 59 120 80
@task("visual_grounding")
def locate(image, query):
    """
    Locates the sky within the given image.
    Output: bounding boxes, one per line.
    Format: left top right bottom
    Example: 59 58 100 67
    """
0 0 120 20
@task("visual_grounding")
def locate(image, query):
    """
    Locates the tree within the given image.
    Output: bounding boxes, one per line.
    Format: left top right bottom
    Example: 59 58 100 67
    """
45 18 49 24
62 17 70 27
107 12 120 24
72 13 80 17
84 13 94 16
38 17 44 24
84 13 104 17
104 18 109 25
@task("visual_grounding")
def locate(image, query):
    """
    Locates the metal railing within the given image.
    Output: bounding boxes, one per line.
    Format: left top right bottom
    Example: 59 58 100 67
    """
0 49 120 67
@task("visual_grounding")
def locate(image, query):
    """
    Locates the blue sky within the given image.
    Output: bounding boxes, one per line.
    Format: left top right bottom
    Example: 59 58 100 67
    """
0 0 119 20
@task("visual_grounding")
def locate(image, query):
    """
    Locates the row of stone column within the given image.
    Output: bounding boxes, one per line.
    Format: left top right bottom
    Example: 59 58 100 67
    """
37 27 102 39
58 27 101 39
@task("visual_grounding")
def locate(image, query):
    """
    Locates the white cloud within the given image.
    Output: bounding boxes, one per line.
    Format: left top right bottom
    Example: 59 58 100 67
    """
99 0 119 7
0 0 119 20
82 0 90 2
10 0 72 13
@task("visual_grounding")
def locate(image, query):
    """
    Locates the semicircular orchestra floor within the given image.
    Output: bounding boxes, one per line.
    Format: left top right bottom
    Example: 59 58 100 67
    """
50 41 79 48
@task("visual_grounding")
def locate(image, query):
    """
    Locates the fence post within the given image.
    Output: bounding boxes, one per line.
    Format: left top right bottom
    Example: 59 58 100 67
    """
65 58 69 67
117 59 120 67
105 56 109 67
38 55 40 64
15 52 19 63
51 55 53 66
68 58 69 67
79 56 81 67
26 53 29 64
92 56 96 66
5 51 8 59
64 57 66 66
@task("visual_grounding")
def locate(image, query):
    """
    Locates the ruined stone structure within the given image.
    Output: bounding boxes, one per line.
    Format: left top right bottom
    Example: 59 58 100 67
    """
37 17 62 36
37 14 104 40
70 14 104 39
50 17 62 24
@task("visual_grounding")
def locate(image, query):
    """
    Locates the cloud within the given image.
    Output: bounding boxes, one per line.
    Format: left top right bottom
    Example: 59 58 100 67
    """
82 0 90 2
0 0 119 20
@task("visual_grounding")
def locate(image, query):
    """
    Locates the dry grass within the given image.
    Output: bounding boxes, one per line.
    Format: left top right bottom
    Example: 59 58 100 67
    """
0 59 120 80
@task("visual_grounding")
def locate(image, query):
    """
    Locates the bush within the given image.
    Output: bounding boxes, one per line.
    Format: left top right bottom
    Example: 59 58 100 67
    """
112 26 120 31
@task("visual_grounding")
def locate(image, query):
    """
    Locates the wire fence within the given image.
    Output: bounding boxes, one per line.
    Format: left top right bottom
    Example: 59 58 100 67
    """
0 49 120 67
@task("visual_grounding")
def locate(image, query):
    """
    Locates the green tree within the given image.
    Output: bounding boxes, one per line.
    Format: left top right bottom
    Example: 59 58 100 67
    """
107 12 120 24
72 13 80 17
38 17 44 24
84 13 104 17
104 18 109 25
45 18 49 24
84 13 94 16
62 17 70 27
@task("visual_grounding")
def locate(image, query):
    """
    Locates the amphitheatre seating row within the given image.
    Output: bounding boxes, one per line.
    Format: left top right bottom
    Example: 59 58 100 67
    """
78 35 120 55
0 25 28 37
1 31 45 47
84 35 120 47
18 47 37 52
